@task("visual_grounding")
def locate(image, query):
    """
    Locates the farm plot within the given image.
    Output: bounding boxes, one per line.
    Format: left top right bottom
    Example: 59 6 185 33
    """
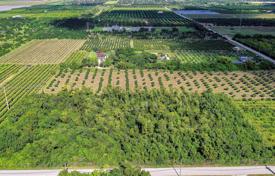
96 10 190 26
63 50 89 65
133 39 174 51
0 65 57 120
133 39 233 51
174 50 233 64
0 39 85 65
81 36 131 51
44 69 275 100
0 65 23 84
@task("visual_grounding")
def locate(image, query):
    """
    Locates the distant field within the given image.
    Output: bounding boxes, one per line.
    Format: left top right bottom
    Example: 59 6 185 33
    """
0 40 85 65
133 39 233 51
104 0 118 5
82 36 131 51
0 0 59 6
96 9 190 26
0 5 97 18
185 13 275 19
82 35 233 51
45 68 275 100
211 26 275 37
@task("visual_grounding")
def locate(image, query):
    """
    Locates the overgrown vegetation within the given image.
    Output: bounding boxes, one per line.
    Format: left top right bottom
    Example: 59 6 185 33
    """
237 101 275 147
59 163 150 176
0 89 273 168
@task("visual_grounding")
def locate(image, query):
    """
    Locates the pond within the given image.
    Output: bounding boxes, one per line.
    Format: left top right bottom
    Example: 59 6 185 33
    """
175 10 220 15
0 5 30 12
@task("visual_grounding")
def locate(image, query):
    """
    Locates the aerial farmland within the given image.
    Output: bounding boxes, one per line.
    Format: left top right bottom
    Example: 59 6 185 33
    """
0 0 274 175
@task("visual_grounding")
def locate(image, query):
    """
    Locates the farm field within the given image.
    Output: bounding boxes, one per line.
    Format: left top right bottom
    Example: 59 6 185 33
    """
0 65 57 120
44 68 275 100
96 9 190 26
0 0 275 170
82 36 234 51
211 26 275 37
174 50 235 64
0 39 85 65
0 0 58 6
184 13 275 19
0 65 23 84
81 36 131 51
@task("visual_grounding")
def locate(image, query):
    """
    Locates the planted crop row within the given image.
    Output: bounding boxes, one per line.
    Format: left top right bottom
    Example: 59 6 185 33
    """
175 50 228 64
96 10 190 26
0 65 57 119
81 36 131 51
0 40 85 65
0 65 23 84
63 50 88 65
44 68 275 100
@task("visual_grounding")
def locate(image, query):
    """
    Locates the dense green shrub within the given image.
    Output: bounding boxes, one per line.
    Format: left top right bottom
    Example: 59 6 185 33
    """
0 88 273 168
59 163 150 176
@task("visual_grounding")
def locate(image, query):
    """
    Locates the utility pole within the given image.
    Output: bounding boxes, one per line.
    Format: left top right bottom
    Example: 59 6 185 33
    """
3 87 10 110
240 16 242 27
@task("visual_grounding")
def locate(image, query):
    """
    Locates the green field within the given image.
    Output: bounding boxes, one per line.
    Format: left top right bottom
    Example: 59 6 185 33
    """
235 35 275 60
211 26 275 37
0 0 274 170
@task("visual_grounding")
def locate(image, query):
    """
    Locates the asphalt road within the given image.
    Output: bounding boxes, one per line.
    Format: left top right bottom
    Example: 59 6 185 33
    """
1 166 275 176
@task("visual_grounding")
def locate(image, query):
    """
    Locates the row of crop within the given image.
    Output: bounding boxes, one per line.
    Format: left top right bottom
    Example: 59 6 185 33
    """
81 36 131 51
174 50 222 64
45 68 275 100
63 51 88 65
0 65 23 84
96 10 189 26
82 36 233 52
0 40 85 65
0 65 57 120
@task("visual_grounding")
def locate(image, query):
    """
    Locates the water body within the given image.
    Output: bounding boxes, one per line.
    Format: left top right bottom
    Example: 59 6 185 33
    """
0 5 30 12
175 10 220 15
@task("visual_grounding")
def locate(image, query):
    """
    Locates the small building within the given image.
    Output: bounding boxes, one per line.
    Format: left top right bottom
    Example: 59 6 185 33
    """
12 15 24 19
96 51 107 67
233 56 253 64
159 53 170 61
233 46 242 52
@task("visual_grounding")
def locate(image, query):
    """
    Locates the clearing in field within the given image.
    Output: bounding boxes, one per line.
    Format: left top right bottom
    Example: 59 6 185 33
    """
0 39 85 65
44 68 275 100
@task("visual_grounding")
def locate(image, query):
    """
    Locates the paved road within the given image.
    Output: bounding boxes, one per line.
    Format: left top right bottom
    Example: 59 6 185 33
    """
1 166 275 176
206 27 275 65
173 10 275 65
